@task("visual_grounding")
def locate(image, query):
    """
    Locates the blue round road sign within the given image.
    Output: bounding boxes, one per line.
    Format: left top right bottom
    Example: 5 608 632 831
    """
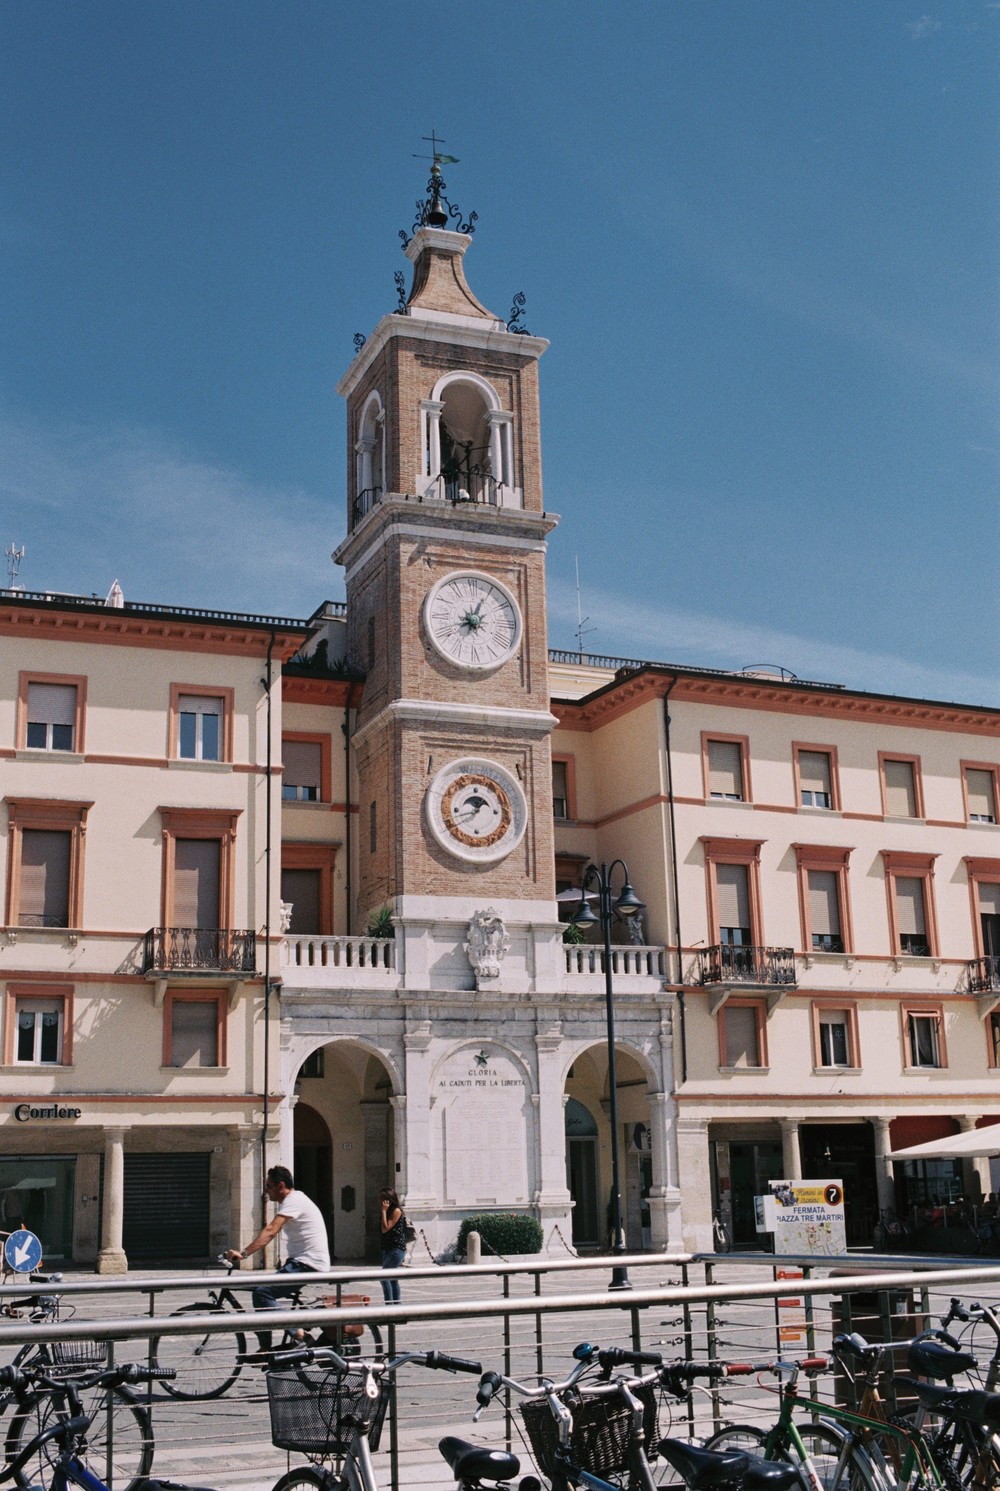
4 1230 42 1273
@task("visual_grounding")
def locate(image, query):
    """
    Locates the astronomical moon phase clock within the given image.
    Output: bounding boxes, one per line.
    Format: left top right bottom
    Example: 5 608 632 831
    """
425 757 528 862
423 571 522 670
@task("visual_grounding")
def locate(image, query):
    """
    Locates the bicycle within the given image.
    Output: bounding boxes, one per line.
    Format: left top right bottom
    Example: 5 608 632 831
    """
901 1309 1000 1489
265 1342 483 1491
0 1360 166 1491
150 1258 383 1400
713 1212 733 1255
0 1359 215 1491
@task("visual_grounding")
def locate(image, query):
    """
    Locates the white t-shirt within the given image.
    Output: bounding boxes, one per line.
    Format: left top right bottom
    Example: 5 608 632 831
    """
277 1188 330 1271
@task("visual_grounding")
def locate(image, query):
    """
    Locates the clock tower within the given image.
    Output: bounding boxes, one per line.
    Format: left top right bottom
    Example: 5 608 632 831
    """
334 167 558 961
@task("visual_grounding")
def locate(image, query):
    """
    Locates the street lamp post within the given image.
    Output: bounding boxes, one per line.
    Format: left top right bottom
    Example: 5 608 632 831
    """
572 860 645 1290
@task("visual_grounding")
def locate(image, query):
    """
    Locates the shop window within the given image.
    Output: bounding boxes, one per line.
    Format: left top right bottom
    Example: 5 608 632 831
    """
879 754 922 818
282 735 329 803
882 852 939 959
18 675 86 754
4 799 91 929
964 763 999 824
704 736 750 802
164 993 225 1068
812 1003 859 1069
719 999 767 1069
794 845 853 954
168 685 234 762
3 986 73 1067
904 1006 946 1069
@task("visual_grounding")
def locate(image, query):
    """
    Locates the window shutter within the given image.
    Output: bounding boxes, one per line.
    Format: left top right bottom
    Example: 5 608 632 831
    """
724 1005 759 1067
808 870 841 936
283 740 322 793
884 760 916 817
895 876 926 935
281 869 322 934
27 683 76 726
19 829 71 925
716 864 750 932
799 752 831 795
978 882 1000 918
708 741 742 798
173 839 221 928
171 1002 218 1067
967 770 996 820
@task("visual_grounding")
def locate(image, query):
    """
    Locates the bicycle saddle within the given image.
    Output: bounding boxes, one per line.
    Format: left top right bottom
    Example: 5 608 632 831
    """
898 1380 1000 1428
657 1437 801 1489
438 1436 521 1485
906 1338 977 1380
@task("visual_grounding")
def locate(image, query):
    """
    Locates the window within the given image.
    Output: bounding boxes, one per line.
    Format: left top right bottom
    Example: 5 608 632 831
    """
552 757 575 820
964 763 999 824
281 844 337 936
904 1007 945 1069
988 1014 1000 1070
964 858 1000 961
794 745 839 810
882 851 939 959
4 799 91 929
812 1004 859 1069
704 736 750 802
369 801 377 854
299 1049 325 1080
3 986 73 1067
168 685 233 763
164 993 225 1068
17 674 86 754
880 755 923 819
794 844 853 954
159 808 239 932
719 999 766 1069
282 737 327 802
702 838 764 953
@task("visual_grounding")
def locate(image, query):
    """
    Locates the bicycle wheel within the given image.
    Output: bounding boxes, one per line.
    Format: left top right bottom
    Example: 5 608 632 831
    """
5 1384 153 1491
152 1304 246 1399
927 1417 999 1489
270 1468 337 1491
705 1421 857 1491
713 1218 732 1254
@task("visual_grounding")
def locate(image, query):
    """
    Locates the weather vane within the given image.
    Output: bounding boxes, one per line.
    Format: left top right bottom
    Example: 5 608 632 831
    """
400 132 477 247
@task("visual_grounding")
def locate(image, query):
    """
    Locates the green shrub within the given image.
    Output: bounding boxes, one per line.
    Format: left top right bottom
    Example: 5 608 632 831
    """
562 921 585 945
366 904 395 939
456 1212 543 1257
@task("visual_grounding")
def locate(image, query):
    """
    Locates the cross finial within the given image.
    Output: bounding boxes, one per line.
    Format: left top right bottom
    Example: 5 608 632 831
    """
413 130 459 173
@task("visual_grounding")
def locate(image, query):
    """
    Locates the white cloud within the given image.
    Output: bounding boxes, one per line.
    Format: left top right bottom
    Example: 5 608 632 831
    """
547 575 997 708
905 16 943 40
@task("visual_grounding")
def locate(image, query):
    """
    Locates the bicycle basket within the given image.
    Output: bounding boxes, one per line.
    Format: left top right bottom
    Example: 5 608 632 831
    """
519 1382 658 1478
48 1339 109 1369
266 1365 390 1455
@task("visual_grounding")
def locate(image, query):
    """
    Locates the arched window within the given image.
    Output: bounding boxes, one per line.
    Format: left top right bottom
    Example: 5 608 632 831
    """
420 372 517 507
354 391 385 522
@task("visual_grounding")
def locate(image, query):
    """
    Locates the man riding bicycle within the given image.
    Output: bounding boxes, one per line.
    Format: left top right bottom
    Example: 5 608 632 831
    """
226 1165 330 1350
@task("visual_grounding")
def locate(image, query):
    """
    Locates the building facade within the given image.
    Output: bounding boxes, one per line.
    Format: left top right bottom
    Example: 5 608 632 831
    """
2 180 998 1267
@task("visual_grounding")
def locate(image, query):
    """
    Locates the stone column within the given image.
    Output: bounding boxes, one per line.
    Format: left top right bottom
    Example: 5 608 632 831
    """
780 1119 802 1181
871 1116 896 1214
646 1091 683 1250
361 1099 391 1260
420 400 445 484
402 1019 434 1210
675 1115 712 1253
96 1128 128 1274
533 1022 572 1248
355 435 374 495
958 1117 991 1202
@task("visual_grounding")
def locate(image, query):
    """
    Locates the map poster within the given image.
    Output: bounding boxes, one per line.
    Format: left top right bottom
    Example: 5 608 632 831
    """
758 1179 847 1256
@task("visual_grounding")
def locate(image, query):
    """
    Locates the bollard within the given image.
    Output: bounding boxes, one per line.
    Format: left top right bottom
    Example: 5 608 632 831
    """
467 1230 481 1265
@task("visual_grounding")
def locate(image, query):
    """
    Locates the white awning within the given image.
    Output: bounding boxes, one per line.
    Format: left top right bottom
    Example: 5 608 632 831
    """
888 1127 1000 1161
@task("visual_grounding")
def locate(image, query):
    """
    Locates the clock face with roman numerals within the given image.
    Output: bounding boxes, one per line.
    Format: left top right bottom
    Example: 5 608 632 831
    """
423 571 522 671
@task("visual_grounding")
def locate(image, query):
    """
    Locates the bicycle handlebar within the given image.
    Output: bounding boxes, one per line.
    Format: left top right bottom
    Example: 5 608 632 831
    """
268 1344 482 1376
0 1362 176 1395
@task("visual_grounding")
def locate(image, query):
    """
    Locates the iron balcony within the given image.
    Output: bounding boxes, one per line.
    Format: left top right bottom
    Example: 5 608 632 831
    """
699 944 797 987
969 954 1000 994
142 927 257 976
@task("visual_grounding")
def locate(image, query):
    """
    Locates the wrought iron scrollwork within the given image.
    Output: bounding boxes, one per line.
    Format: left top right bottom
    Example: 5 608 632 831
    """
353 332 366 354
507 291 531 335
399 170 478 248
393 270 407 314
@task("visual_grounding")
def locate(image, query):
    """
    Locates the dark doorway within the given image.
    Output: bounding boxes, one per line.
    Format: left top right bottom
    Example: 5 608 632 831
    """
293 1101 334 1256
728 1141 784 1247
566 1099 600 1247
799 1124 878 1246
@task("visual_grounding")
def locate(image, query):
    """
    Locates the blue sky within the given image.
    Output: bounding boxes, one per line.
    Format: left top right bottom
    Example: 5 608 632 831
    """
2 1 998 705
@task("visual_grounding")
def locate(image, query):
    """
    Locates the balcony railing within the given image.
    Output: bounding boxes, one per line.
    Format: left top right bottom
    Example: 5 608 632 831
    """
351 486 383 527
969 954 1000 994
699 944 796 987
142 927 257 976
564 945 667 979
428 470 502 507
283 934 395 971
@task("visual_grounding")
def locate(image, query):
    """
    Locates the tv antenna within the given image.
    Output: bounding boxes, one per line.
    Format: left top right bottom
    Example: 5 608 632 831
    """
4 543 25 591
574 556 596 659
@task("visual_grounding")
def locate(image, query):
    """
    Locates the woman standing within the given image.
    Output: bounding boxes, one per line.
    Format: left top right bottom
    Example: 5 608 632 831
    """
379 1186 406 1301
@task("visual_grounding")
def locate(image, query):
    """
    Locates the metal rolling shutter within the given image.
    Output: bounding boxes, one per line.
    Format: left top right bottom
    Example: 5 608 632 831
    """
122 1153 210 1261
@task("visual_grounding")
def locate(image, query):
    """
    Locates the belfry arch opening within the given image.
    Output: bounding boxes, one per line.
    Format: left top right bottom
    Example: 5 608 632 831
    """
292 1042 395 1261
565 1046 652 1252
422 372 516 506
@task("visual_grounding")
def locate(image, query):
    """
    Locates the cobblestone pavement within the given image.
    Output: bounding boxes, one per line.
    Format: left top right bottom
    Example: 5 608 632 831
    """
2 1254 998 1491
